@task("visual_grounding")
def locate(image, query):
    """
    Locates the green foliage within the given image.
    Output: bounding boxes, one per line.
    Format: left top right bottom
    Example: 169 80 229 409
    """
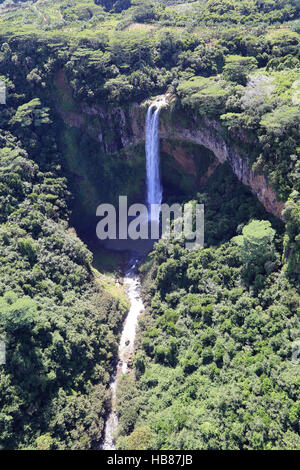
233 220 275 264
0 292 37 332
233 220 277 287
122 225 300 449
114 159 298 450
177 76 229 116
223 55 258 85
218 70 300 201
95 0 131 13
18 237 38 265
0 64 129 450
260 105 299 133
282 191 300 276
10 99 51 128
202 0 300 25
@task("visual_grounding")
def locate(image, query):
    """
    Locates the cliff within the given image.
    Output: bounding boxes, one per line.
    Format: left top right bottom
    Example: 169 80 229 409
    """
158 111 285 219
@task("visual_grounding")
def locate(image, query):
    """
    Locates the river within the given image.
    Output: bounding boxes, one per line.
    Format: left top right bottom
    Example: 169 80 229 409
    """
100 257 145 450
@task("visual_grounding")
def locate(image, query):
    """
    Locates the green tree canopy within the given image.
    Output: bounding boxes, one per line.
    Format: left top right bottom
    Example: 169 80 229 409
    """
233 219 275 266
223 55 258 85
10 99 51 128
0 292 38 332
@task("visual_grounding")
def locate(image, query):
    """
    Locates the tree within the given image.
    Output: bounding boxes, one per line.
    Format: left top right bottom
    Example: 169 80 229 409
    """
260 105 299 135
178 76 228 116
131 1 157 23
127 427 151 450
10 99 51 128
233 219 275 267
0 293 38 332
35 433 54 450
282 191 300 276
95 0 131 12
18 237 38 265
223 55 258 85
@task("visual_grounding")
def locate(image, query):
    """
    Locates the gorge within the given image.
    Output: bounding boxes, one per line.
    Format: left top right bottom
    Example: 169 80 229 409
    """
55 84 284 225
101 102 162 449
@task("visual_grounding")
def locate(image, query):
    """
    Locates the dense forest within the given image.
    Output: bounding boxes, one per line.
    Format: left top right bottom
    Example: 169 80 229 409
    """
0 0 299 450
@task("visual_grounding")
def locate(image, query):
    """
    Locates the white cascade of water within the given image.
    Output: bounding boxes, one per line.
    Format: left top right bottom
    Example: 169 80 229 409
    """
100 259 144 450
145 104 163 223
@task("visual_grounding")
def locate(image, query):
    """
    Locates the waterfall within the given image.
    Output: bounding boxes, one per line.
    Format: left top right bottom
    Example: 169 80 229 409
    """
146 104 163 223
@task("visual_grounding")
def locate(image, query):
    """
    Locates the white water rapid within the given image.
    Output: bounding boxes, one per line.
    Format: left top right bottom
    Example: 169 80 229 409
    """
100 259 144 450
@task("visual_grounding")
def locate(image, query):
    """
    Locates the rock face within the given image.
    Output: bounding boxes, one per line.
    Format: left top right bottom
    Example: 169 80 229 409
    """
161 140 198 175
158 114 285 219
55 71 284 219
